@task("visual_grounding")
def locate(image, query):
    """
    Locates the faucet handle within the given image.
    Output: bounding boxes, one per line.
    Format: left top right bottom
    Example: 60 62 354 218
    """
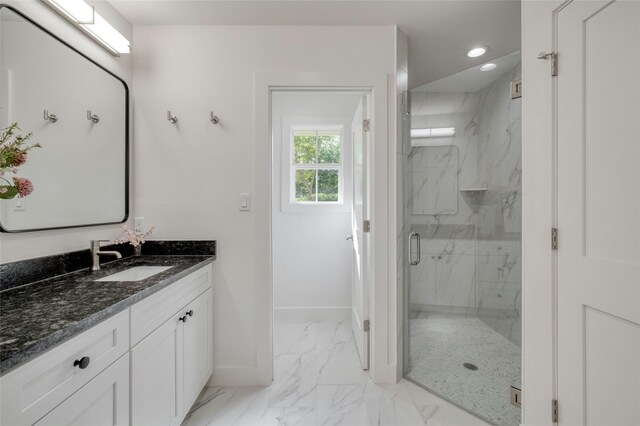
90 239 110 249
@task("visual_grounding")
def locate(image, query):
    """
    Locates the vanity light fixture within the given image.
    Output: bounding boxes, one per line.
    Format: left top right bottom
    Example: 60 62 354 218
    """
411 127 456 138
41 0 94 24
41 0 130 56
480 63 497 71
467 46 488 58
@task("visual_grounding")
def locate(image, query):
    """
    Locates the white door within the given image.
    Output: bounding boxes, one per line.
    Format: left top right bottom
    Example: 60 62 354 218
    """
557 1 640 425
351 95 370 370
131 312 184 426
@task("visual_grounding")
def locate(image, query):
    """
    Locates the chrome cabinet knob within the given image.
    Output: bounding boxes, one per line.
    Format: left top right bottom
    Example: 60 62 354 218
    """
346 235 353 241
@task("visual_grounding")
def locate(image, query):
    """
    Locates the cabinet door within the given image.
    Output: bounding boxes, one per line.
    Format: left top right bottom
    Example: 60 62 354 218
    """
35 355 129 426
182 289 213 412
131 312 184 426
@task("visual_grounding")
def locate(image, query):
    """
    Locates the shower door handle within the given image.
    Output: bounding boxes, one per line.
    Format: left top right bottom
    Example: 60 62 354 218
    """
409 232 421 265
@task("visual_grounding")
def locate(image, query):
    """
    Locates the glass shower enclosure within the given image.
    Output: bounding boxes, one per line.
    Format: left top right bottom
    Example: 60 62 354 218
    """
401 52 522 426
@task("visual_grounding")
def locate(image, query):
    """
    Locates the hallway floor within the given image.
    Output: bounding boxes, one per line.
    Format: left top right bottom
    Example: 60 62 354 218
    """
182 319 489 426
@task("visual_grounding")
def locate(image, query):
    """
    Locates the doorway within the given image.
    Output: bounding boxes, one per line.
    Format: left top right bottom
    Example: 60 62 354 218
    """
270 90 372 392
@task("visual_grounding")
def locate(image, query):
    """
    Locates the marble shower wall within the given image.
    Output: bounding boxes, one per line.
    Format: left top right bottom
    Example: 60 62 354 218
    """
408 92 480 229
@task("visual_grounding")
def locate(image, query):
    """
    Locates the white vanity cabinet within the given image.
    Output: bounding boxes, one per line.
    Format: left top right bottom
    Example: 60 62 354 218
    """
0 263 213 426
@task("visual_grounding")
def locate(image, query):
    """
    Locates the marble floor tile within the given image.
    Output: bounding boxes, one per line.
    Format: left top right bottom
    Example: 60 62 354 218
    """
270 352 318 408
261 407 317 426
404 380 490 426
183 318 492 426
363 381 424 426
317 384 369 426
316 320 369 385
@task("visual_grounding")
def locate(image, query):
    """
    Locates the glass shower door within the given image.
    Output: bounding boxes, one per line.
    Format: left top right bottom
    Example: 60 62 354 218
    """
402 52 522 426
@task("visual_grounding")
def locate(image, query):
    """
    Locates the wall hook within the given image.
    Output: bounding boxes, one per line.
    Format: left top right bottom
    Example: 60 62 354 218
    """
210 112 219 125
87 110 100 123
43 110 58 123
167 111 178 124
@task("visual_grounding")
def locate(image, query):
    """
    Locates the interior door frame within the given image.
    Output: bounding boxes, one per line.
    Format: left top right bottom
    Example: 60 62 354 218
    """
255 72 396 385
522 1 571 424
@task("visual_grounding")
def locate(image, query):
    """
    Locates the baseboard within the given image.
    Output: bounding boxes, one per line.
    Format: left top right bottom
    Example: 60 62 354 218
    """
209 366 270 387
273 307 351 321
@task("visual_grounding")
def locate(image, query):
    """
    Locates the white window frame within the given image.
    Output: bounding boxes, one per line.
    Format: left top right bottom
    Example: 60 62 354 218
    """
281 116 352 213
290 125 344 205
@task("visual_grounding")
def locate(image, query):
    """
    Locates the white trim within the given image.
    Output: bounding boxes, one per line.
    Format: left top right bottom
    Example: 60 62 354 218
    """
521 1 569 423
209 366 263 386
254 72 395 386
273 307 351 321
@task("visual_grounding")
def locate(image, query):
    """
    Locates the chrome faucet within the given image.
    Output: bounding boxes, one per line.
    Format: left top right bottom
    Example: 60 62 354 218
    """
90 240 122 271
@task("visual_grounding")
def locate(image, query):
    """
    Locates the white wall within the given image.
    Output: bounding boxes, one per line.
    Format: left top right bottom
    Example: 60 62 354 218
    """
132 25 396 385
272 92 360 318
0 0 132 263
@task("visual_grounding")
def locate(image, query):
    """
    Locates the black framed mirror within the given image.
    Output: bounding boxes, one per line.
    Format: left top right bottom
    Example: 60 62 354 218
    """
0 5 128 232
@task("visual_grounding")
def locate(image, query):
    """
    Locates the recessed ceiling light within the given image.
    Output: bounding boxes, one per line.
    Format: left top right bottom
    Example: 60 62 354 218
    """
467 46 488 58
480 63 497 71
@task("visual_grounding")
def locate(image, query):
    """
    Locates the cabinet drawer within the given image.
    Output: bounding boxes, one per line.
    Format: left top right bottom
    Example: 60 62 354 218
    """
131 265 211 346
0 310 129 426
34 354 129 426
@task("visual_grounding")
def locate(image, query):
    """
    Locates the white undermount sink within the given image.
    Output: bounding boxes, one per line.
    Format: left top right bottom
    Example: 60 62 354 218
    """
95 266 173 282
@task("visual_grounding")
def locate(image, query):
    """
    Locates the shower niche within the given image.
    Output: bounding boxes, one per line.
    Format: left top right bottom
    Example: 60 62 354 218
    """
402 51 522 426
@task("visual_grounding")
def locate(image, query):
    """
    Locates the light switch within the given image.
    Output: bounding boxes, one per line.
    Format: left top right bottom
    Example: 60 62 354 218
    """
14 197 25 211
134 217 145 233
240 193 250 211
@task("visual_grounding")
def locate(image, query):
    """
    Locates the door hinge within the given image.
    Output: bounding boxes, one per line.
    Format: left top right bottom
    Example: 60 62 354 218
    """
552 227 559 250
552 399 559 423
510 386 522 407
363 119 371 133
363 319 370 332
511 79 522 99
363 220 370 233
537 51 558 77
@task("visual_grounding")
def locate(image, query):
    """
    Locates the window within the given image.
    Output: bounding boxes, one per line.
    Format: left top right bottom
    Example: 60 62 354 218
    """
291 127 343 204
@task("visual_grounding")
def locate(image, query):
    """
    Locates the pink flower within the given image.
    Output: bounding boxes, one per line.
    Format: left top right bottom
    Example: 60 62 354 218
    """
13 152 27 166
12 177 33 197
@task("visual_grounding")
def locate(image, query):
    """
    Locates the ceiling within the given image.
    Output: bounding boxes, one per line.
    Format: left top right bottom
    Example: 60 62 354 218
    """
414 50 521 93
106 0 521 88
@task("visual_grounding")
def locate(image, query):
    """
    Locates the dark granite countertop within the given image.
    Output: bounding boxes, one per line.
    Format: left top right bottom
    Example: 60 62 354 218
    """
0 254 214 375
